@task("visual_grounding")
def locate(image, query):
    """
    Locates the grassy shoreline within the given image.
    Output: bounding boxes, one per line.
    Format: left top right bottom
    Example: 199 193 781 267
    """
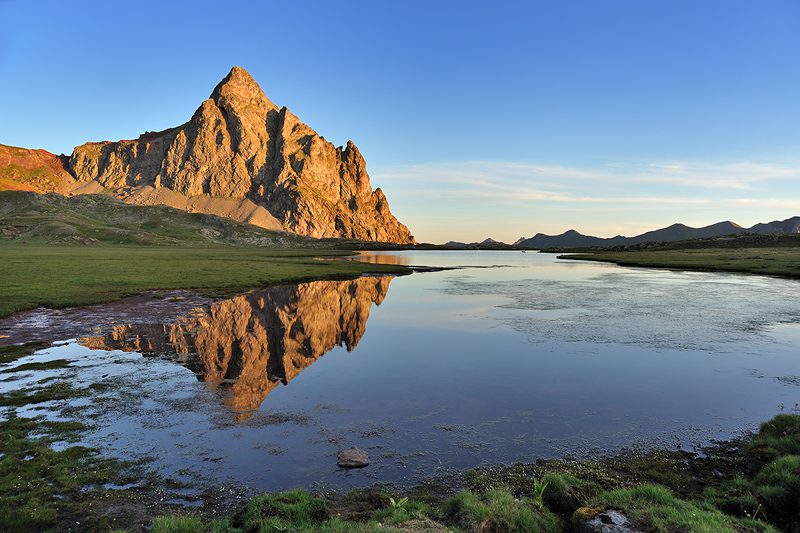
137 413 800 532
559 247 800 279
0 243 409 318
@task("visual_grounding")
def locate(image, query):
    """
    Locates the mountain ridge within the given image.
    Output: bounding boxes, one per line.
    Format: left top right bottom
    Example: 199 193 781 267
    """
0 67 414 244
518 217 800 249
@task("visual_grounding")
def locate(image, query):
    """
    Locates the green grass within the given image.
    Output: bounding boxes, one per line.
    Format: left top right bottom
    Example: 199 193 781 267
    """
752 455 800 528
151 490 423 532
748 414 800 462
0 190 307 246
0 381 90 407
0 190 410 249
0 342 48 364
0 412 125 532
442 488 562 532
1 359 71 373
591 484 776 533
0 243 407 317
561 247 800 278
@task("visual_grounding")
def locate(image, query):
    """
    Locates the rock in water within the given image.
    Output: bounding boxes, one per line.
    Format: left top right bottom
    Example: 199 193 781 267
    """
66 66 415 243
337 446 369 468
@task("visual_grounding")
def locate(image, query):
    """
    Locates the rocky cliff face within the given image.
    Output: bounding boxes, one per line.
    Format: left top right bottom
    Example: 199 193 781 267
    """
79 276 393 413
67 67 414 243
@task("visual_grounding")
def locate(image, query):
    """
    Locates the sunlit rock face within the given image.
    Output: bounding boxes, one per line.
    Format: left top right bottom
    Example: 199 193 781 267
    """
80 276 392 413
67 67 414 243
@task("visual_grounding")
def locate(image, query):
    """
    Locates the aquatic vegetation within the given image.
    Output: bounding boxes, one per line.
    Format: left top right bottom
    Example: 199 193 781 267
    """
1 358 71 373
0 380 89 407
0 341 47 364
0 413 126 532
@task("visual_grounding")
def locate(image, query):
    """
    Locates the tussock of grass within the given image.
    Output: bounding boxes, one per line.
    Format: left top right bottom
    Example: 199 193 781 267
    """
703 476 761 520
239 489 329 527
748 414 800 462
442 488 562 532
151 515 239 533
752 455 800 528
541 473 600 513
592 484 776 533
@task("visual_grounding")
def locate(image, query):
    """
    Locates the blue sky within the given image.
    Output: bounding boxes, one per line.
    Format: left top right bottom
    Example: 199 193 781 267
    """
1 0 799 243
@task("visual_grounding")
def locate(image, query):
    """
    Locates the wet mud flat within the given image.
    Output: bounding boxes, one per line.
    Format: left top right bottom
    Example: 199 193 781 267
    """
0 290 216 347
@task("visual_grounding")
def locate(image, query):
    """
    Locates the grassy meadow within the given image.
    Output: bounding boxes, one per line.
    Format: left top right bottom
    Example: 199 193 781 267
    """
561 247 800 278
0 243 407 317
0 191 410 317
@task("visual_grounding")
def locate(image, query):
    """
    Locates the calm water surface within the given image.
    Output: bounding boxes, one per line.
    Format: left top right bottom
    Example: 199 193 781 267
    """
2 251 800 492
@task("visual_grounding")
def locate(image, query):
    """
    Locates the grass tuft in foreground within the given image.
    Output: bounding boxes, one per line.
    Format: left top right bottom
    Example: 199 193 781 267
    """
442 488 561 532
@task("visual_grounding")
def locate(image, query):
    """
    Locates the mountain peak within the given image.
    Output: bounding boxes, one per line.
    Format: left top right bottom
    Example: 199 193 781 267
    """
210 66 277 110
62 67 414 243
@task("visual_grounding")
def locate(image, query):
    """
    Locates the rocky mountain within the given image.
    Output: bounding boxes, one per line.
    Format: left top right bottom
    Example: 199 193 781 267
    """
0 67 414 244
749 216 800 235
0 144 75 193
518 218 799 249
80 276 392 415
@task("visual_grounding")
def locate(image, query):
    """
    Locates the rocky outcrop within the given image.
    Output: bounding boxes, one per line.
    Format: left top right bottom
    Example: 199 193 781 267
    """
79 276 393 413
67 67 414 243
0 144 75 193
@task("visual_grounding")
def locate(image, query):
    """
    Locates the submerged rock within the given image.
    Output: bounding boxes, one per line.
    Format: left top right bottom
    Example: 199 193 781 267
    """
573 507 640 533
337 447 369 468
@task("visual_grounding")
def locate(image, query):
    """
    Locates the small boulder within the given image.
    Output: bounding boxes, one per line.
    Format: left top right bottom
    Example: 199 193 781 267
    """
337 446 369 468
573 507 640 532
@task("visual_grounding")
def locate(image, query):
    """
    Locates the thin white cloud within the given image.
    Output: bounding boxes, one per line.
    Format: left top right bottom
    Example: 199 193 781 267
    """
371 159 800 243
376 159 800 192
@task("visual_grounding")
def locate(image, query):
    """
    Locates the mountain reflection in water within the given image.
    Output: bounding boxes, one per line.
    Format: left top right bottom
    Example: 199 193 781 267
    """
80 276 392 414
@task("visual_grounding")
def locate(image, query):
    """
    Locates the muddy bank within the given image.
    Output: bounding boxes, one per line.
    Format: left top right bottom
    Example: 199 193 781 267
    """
0 291 215 347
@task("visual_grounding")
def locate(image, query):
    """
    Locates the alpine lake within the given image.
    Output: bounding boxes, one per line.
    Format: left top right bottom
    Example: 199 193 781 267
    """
2 250 799 498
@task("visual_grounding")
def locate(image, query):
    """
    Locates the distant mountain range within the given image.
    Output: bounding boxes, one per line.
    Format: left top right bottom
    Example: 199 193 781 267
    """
516 217 800 249
442 238 513 249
